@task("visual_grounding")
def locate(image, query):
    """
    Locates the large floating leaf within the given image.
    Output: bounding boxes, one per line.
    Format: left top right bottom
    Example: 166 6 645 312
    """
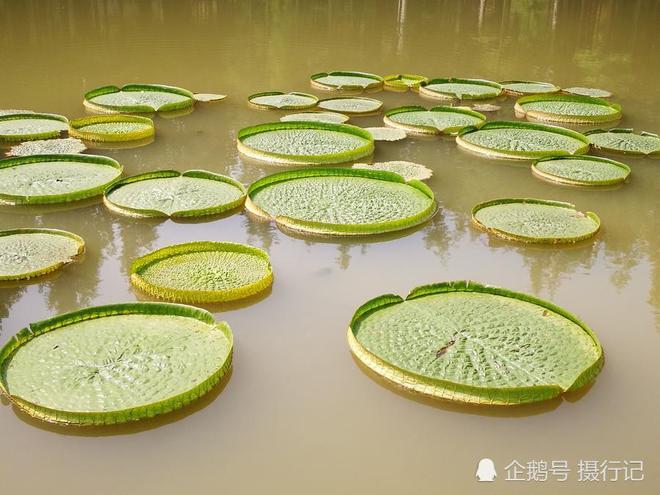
0 302 233 425
384 105 486 135
248 91 319 110
456 121 590 160
280 111 349 124
0 154 122 205
419 78 502 100
237 121 374 165
246 167 436 236
348 280 603 405
104 170 246 218
311 71 383 91
0 228 84 281
68 115 155 142
84 84 195 113
472 198 600 243
563 87 612 98
383 74 429 92
7 138 86 156
317 97 383 115
500 80 560 95
352 161 433 181
364 127 407 141
532 156 631 186
0 113 69 142
515 94 621 123
586 128 660 156
131 241 273 303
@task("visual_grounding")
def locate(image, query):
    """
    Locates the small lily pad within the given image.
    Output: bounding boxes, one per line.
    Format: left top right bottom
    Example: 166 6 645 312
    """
104 170 246 218
364 127 407 141
471 103 501 112
84 84 195 113
7 138 86 157
311 71 383 91
515 94 621 124
280 111 349 124
0 113 69 142
419 78 503 100
131 241 273 303
383 74 429 92
352 161 432 181
384 106 486 135
532 155 631 186
586 128 660 156
501 80 560 95
317 97 383 115
563 87 613 98
193 93 227 103
248 92 319 110
0 228 85 281
472 198 600 243
69 115 155 142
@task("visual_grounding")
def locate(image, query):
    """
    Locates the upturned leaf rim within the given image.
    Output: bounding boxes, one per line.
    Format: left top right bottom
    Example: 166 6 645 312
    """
68 114 155 142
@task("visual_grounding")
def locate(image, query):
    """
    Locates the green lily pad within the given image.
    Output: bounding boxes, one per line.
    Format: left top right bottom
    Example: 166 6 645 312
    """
0 154 122 205
515 94 621 123
501 80 560 95
0 228 84 281
364 127 407 141
104 170 246 218
384 106 486 135
586 128 660 156
0 113 69 142
563 87 612 98
532 156 631 186
280 111 349 124
248 92 319 110
246 168 436 236
317 97 383 115
192 93 227 103
456 121 590 160
348 280 603 405
237 121 374 165
419 78 502 100
472 198 600 243
352 161 433 181
383 74 429 91
7 138 86 156
0 302 233 425
311 71 383 91
69 115 155 142
84 84 195 113
131 241 273 303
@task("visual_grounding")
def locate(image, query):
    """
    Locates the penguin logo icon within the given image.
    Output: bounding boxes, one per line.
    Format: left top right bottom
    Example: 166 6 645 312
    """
476 458 497 482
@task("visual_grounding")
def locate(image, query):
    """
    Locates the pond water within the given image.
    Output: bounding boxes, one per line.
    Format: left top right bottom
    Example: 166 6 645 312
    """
1 1 658 494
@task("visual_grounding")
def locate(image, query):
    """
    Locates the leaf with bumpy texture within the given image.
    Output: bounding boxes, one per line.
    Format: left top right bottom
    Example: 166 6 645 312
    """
384 106 485 135
311 71 383 90
8 138 86 156
586 128 660 155
352 161 432 181
515 94 621 123
532 156 630 186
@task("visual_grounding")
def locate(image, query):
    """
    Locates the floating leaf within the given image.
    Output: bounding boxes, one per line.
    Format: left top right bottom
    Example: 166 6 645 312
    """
246 167 436 236
586 128 660 155
104 170 245 218
419 78 502 100
193 93 227 103
0 113 69 142
131 241 273 303
515 94 621 123
248 91 318 110
471 103 501 112
0 228 84 281
364 127 407 141
348 280 603 405
472 198 600 243
310 71 383 91
0 154 122 205
84 84 195 113
0 302 233 425
69 115 155 142
384 105 486 135
7 138 86 156
352 161 433 181
563 87 613 98
500 80 560 95
237 121 374 165
383 74 429 92
532 155 631 186
317 97 383 115
280 111 349 124
456 121 590 160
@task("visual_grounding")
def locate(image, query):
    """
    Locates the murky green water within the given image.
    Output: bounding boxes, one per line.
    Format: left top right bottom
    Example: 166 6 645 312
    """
1 1 658 494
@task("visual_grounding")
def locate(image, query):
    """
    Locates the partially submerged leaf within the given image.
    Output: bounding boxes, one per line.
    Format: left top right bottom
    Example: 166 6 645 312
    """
0 113 69 142
248 91 318 110
501 80 560 95
471 103 501 112
586 128 660 155
352 161 433 181
7 138 86 156
532 155 631 186
384 105 486 135
563 87 613 98
84 84 195 113
193 93 227 102
383 74 429 92
364 127 407 141
311 71 383 91
69 115 155 142
419 78 502 100
280 111 349 124
317 97 383 115
515 94 621 123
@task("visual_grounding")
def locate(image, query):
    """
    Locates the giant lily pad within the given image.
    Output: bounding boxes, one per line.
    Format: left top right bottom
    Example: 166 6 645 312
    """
364 127 407 141
68 115 155 142
586 128 660 156
0 302 233 425
131 241 273 303
384 106 486 135
348 280 603 405
563 87 612 98
84 84 195 113
317 97 383 115
383 74 429 92
0 154 122 205
352 161 433 181
104 170 245 218
515 94 621 124
237 121 374 165
246 168 436 236
456 121 590 160
0 113 69 142
311 71 383 91
472 198 600 243
248 92 319 110
500 80 560 96
419 78 502 100
532 156 631 186
280 111 349 124
7 138 86 157
0 228 84 281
